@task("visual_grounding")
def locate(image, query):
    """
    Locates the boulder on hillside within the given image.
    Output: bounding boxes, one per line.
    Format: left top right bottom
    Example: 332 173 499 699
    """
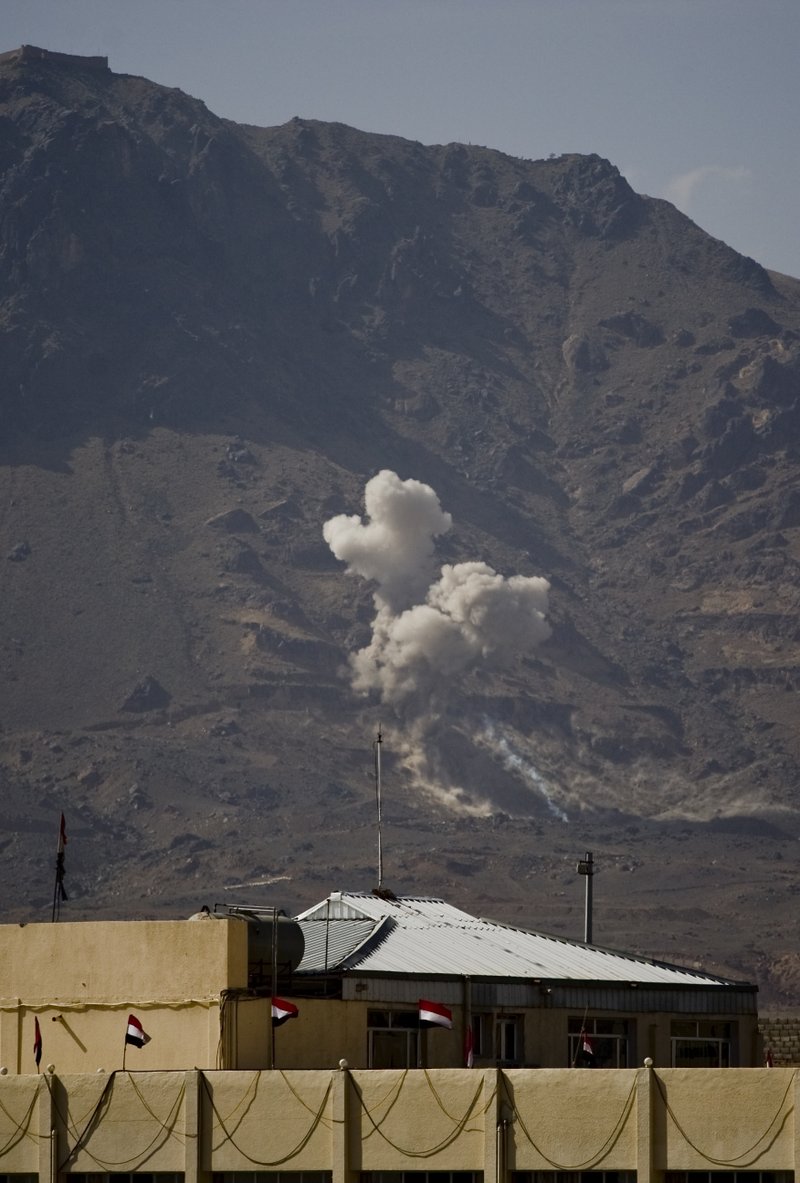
120 676 171 713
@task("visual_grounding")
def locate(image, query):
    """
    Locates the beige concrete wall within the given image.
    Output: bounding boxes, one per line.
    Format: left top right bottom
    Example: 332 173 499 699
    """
232 996 272 1069
0 1066 797 1179
350 1068 485 1172
0 918 249 1073
505 1068 638 1171
201 1069 334 1172
654 1067 797 1170
62 1071 189 1173
268 998 375 1070
0 918 248 999
0 1073 42 1173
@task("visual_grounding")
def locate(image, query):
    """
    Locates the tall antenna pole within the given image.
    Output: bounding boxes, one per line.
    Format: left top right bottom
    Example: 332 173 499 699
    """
374 725 383 889
577 851 595 943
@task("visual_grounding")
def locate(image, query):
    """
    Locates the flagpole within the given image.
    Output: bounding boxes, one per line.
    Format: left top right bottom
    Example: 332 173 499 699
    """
270 907 278 1070
51 814 67 923
51 815 60 922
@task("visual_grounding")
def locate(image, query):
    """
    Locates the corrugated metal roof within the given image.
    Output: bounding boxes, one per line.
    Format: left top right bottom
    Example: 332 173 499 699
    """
294 891 746 986
296 917 385 973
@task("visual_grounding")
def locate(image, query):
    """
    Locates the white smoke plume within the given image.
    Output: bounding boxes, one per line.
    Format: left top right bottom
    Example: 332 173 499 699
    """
323 470 551 704
480 720 568 822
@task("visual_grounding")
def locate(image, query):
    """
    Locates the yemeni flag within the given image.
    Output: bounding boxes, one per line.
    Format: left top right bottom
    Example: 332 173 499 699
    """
271 997 299 1027
419 999 452 1029
55 813 68 902
33 1017 42 1070
464 1024 474 1068
125 1014 151 1048
579 1028 596 1066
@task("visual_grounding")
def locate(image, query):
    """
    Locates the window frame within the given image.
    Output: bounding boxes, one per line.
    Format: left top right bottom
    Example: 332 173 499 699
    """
670 1020 734 1068
567 1016 633 1068
470 1012 523 1066
367 1009 420 1068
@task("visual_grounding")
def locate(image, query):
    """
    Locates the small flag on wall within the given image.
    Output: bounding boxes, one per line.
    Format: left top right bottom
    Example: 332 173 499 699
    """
578 1028 596 1066
125 1014 151 1048
271 997 299 1027
465 1024 474 1068
33 1017 42 1069
419 999 452 1029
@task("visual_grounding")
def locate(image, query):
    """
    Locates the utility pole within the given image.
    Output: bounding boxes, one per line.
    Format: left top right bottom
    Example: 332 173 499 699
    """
374 726 383 890
577 851 595 943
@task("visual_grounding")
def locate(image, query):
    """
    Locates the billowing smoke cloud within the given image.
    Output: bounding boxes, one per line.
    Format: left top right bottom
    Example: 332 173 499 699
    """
323 470 551 704
323 469 452 614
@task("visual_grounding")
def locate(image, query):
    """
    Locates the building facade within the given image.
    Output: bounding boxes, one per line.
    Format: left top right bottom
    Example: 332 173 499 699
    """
0 892 787 1183
0 893 760 1076
286 892 760 1072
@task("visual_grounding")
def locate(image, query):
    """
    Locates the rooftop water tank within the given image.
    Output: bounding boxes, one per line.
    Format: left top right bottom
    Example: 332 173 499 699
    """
240 911 305 985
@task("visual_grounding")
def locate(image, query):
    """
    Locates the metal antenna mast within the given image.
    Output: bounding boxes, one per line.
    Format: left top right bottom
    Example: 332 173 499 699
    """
373 725 383 889
577 851 595 943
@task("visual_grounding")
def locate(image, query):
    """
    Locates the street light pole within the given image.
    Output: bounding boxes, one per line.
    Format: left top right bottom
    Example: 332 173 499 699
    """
577 851 595 943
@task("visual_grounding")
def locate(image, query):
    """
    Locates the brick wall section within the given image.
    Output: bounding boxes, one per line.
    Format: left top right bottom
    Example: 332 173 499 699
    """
758 1011 800 1066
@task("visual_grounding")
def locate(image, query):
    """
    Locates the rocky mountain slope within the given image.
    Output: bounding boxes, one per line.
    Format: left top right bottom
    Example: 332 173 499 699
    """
1 47 799 1002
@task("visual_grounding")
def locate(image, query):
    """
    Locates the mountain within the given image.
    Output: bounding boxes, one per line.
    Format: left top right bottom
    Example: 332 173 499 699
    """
1 46 799 1003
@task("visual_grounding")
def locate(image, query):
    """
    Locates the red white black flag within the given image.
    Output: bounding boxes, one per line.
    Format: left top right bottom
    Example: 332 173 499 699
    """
578 1028 596 1066
55 813 68 903
33 1017 42 1069
125 1014 151 1048
419 999 452 1029
464 1023 474 1067
271 997 299 1027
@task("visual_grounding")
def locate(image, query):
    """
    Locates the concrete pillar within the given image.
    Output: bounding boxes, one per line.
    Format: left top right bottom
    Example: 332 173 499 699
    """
483 1069 502 1183
184 1070 203 1183
37 1072 57 1183
635 1063 655 1183
331 1064 355 1183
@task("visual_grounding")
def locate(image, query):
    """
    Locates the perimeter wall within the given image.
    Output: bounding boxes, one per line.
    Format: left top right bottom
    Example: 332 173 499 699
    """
0 1066 796 1182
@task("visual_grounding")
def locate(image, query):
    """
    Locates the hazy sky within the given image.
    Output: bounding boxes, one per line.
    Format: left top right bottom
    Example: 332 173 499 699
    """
5 0 800 278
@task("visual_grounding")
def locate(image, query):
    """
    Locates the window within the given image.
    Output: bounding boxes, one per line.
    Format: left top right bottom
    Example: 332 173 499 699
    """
368 1010 420 1068
470 1013 523 1065
364 1174 481 1183
514 1172 636 1183
497 1015 521 1064
671 1021 734 1067
69 1176 184 1183
568 1017 632 1068
213 1175 330 1183
664 1174 792 1183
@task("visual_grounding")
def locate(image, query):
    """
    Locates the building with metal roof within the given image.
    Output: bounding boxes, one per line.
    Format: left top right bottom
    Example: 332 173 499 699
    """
295 891 737 984
283 890 759 1071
